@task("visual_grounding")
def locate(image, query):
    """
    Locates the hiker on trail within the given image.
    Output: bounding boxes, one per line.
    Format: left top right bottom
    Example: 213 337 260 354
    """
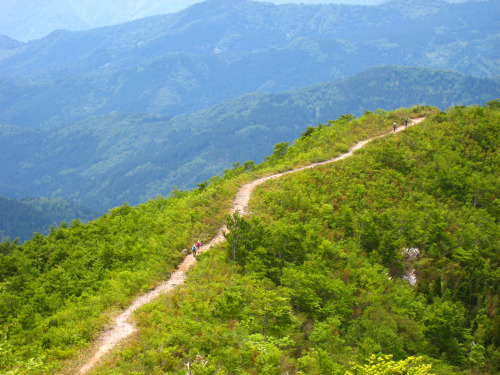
405 118 409 128
196 240 202 253
393 122 397 132
192 243 197 257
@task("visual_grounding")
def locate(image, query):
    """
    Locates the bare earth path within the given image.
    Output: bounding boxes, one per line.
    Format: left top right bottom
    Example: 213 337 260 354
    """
78 117 425 374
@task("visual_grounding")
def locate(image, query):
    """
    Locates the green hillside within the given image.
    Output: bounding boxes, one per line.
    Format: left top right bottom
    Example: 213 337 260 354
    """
1 103 498 374
1 66 498 212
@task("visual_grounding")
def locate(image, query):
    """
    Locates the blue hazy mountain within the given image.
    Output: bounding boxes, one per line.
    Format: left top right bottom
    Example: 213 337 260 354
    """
1 66 498 211
0 0 498 129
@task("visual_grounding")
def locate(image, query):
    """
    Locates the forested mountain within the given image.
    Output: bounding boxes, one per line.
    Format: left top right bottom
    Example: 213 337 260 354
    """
1 0 469 42
0 103 498 374
1 66 498 212
1 1 497 373
0 196 100 243
0 0 498 128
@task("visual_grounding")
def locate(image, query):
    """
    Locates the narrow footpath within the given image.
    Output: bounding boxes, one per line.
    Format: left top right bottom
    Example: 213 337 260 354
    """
78 117 425 374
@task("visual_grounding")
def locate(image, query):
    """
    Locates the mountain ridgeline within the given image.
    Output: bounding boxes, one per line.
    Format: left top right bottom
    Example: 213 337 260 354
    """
1 66 498 213
0 0 498 129
0 103 498 374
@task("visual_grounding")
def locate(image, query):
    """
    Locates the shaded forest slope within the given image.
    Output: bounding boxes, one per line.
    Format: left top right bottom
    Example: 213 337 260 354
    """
1 66 498 213
0 196 100 243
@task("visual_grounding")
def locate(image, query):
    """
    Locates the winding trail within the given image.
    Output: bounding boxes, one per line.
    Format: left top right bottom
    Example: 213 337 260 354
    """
78 117 425 374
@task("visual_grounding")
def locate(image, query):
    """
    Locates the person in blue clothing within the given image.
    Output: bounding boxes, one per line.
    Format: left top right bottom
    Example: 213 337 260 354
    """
192 243 197 257
393 122 397 132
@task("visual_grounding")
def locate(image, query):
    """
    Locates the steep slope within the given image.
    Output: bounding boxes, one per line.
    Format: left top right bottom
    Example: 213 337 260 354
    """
78 115 427 375
0 196 55 242
1 66 498 211
89 103 499 375
0 0 498 128
2 103 497 374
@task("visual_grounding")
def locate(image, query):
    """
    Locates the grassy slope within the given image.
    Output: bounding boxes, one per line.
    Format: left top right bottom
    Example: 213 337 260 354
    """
86 104 499 374
0 105 432 373
3 103 499 374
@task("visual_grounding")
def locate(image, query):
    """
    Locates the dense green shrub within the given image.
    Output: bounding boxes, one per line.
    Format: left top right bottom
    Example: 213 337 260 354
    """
2 104 498 374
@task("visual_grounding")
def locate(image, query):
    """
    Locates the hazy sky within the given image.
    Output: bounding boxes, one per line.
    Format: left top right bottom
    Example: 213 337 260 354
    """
253 0 467 4
259 0 386 4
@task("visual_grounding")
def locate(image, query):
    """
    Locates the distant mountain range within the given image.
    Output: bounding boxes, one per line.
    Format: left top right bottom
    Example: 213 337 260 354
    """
0 0 498 129
0 0 466 42
1 66 498 212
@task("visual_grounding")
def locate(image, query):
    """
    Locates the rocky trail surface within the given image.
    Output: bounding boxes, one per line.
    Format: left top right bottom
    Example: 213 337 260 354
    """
78 117 425 374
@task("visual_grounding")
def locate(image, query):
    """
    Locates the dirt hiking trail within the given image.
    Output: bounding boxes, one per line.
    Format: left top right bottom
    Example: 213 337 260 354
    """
78 117 425 374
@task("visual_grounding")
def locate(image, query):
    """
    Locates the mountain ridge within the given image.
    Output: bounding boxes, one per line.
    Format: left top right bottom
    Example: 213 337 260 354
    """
78 114 428 375
1 66 498 211
0 0 203 42
0 0 498 129
1 103 498 374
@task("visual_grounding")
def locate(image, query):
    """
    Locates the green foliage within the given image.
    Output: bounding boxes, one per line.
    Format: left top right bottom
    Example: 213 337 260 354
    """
486 99 500 109
2 104 498 374
265 142 290 165
249 103 499 372
197 181 208 191
0 174 239 372
103 103 497 374
346 354 434 375
423 300 469 366
0 327 46 374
